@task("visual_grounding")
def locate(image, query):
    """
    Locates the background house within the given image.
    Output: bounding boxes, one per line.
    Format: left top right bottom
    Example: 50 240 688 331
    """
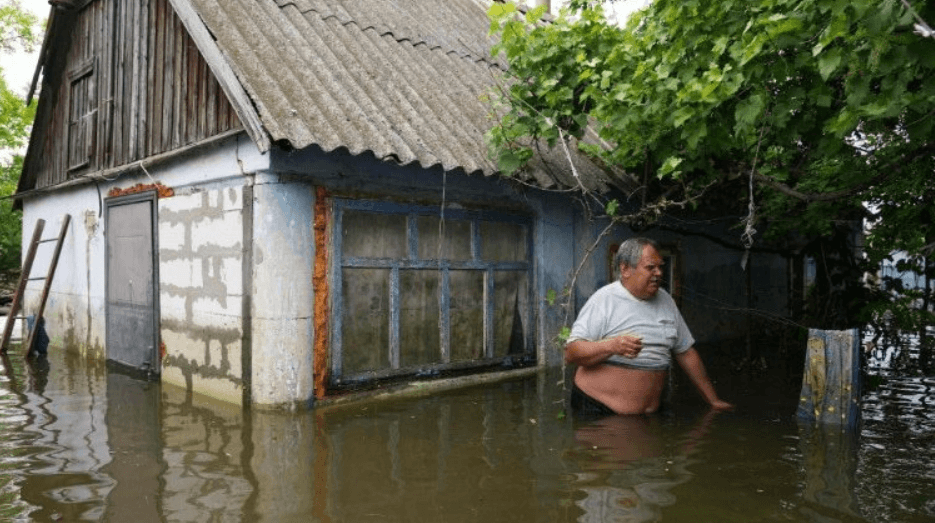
15 0 795 407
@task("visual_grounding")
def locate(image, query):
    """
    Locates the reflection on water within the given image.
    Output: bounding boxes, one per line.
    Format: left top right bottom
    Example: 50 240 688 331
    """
1 345 934 522
570 413 713 522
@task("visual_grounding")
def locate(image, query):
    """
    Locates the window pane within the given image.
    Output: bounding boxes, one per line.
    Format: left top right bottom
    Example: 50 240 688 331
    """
334 201 534 385
343 211 406 258
493 271 528 358
480 221 527 262
68 74 93 170
399 270 441 367
449 270 485 362
342 268 390 374
661 253 676 296
417 216 471 261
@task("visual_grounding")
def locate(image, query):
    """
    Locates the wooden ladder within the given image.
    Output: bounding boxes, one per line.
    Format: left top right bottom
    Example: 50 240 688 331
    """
0 215 71 356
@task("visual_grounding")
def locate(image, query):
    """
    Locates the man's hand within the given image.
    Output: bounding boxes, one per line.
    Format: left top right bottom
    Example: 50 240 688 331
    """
610 334 642 359
613 334 643 358
675 348 733 411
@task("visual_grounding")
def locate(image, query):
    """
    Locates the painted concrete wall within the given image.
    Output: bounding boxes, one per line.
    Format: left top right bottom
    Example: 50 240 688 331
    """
677 233 790 345
158 180 249 404
146 135 267 405
20 132 792 408
250 174 315 407
663 231 750 343
22 134 572 407
152 137 319 407
20 186 107 356
527 191 579 366
19 134 269 406
270 147 576 369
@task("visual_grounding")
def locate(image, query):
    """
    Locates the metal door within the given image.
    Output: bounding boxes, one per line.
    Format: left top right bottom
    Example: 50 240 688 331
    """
106 192 159 374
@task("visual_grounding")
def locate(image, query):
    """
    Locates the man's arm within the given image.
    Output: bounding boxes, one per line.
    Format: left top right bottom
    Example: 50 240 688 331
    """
565 336 642 367
674 348 734 410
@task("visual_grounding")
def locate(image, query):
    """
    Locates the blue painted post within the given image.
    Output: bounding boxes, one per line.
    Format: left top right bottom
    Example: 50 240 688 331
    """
797 328 861 428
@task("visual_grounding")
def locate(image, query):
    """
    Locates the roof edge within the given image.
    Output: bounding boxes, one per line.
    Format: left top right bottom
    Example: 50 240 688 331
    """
26 9 56 104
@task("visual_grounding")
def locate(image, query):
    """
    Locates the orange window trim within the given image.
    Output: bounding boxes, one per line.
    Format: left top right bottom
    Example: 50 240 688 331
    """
312 186 330 398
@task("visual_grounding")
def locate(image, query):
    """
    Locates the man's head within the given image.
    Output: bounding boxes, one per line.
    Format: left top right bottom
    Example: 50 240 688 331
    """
616 237 664 300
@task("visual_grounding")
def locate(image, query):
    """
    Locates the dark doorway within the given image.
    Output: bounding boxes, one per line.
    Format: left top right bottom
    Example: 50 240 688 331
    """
105 192 159 375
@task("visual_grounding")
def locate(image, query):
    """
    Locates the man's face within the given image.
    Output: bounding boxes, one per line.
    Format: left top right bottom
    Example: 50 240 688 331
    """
620 245 664 300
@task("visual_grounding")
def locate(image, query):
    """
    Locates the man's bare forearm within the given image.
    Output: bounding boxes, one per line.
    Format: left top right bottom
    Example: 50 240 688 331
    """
675 348 733 410
565 337 642 367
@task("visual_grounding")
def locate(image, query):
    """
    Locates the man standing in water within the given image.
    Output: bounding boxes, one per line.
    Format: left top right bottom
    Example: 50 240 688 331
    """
565 237 733 416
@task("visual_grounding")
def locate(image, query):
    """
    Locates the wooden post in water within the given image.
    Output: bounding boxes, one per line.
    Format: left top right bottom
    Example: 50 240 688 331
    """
797 328 861 428
798 421 862 517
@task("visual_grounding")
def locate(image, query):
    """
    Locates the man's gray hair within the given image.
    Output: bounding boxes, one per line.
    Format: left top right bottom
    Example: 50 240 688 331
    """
615 237 660 269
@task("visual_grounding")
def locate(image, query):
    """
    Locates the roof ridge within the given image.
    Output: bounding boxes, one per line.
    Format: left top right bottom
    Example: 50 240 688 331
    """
353 19 504 69
286 3 502 68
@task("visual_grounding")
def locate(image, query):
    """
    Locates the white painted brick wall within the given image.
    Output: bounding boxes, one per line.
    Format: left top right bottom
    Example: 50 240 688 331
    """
160 222 186 251
219 257 243 296
159 191 203 214
159 294 188 323
160 258 197 288
191 297 243 329
191 210 242 251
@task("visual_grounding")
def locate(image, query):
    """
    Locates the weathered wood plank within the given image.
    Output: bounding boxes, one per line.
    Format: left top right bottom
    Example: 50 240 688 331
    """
27 0 246 190
162 3 175 152
112 0 125 167
206 64 217 137
128 0 140 161
185 37 197 144
153 0 165 154
172 16 182 150
100 0 114 167
197 50 207 141
797 328 861 428
145 0 155 157
168 0 268 150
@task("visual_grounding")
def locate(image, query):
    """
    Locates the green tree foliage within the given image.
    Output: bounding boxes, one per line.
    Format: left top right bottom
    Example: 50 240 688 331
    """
488 0 935 336
0 0 40 274
0 155 26 274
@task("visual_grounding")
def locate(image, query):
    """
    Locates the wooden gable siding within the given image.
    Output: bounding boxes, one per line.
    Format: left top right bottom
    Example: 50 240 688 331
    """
32 0 242 189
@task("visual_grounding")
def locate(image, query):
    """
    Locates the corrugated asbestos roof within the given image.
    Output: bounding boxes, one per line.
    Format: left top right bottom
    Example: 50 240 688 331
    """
183 0 619 192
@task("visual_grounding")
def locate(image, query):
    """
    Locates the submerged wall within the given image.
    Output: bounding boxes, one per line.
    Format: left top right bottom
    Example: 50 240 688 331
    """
18 133 793 408
158 180 249 404
249 174 315 407
19 186 107 356
18 134 273 406
152 136 319 407
270 146 577 374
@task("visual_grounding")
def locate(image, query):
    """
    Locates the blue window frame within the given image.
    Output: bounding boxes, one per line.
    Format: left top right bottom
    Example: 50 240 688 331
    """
330 199 535 388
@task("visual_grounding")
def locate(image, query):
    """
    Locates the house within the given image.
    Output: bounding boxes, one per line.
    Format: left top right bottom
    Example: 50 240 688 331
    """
15 0 796 408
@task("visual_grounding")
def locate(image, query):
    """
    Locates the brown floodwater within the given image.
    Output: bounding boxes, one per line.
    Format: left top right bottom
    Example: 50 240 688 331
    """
1 343 933 522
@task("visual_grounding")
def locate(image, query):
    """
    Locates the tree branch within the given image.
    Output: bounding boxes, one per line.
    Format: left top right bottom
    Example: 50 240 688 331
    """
753 145 935 202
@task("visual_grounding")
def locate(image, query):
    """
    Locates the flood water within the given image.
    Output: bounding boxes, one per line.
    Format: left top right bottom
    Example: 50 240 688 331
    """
1 343 934 522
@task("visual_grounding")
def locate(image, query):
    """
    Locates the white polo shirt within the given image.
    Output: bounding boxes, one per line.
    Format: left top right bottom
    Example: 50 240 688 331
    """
567 281 694 370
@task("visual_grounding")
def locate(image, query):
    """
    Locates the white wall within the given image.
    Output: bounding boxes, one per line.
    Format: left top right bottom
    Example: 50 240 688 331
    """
249 174 315 407
158 180 250 404
20 184 109 356
154 134 269 405
19 134 276 406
